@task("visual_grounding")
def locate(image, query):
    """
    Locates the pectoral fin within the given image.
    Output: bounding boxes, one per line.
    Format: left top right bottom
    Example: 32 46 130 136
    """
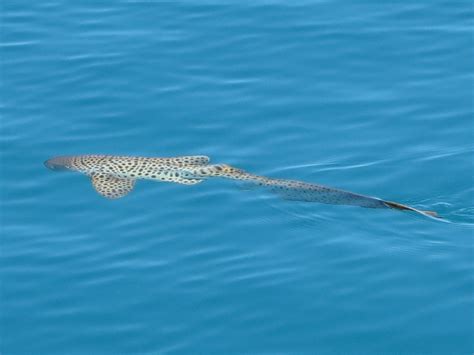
91 173 135 199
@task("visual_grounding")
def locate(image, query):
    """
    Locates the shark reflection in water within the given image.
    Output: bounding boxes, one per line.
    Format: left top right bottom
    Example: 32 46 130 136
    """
45 155 438 218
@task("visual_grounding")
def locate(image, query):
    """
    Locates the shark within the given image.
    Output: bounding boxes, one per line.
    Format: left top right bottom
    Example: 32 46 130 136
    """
44 154 439 218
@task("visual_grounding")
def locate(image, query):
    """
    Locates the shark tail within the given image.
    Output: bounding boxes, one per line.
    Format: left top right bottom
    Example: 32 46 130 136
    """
383 200 440 218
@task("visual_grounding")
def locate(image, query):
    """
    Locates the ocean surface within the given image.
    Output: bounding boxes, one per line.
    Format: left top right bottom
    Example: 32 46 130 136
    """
1 1 473 354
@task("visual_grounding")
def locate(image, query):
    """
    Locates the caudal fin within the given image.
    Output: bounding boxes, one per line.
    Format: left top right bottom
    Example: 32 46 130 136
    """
383 200 440 218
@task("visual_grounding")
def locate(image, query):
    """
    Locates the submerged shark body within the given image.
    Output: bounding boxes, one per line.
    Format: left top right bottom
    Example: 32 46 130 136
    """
45 155 438 217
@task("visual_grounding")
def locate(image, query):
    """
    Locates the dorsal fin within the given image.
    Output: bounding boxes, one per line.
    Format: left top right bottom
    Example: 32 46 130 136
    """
90 173 135 199
153 155 210 167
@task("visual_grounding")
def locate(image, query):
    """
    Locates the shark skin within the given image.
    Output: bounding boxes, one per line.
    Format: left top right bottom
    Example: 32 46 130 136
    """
44 154 439 218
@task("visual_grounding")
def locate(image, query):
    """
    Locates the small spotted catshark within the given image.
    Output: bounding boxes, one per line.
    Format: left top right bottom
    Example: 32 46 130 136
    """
44 155 438 218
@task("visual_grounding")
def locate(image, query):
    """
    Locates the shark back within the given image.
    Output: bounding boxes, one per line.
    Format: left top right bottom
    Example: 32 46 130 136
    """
45 155 210 175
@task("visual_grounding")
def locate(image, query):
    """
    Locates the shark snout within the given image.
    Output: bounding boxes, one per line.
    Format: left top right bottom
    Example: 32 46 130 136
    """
44 156 73 171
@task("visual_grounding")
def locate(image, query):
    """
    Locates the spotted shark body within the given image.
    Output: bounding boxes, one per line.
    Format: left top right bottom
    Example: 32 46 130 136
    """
44 155 438 218
45 155 211 198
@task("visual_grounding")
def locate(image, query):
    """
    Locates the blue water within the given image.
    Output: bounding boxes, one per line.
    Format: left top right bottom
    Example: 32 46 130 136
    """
1 1 473 354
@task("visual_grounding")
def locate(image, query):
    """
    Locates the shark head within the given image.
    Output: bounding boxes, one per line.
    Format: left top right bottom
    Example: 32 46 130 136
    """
44 155 105 174
44 156 76 172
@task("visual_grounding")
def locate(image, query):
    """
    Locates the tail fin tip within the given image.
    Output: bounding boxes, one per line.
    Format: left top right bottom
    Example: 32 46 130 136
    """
384 200 441 219
422 210 441 218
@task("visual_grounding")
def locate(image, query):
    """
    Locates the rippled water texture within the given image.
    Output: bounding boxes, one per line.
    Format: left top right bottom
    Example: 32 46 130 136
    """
1 2 473 354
